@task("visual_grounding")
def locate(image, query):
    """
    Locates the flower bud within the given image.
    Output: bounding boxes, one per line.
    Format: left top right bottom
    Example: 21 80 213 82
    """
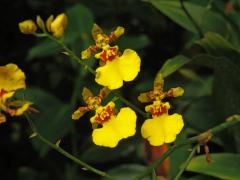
19 20 37 34
171 87 184 97
113 26 124 38
36 15 45 30
50 13 68 38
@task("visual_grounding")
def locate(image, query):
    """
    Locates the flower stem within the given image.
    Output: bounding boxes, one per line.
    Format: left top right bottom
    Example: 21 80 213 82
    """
46 33 96 75
25 114 115 180
134 114 240 179
115 93 147 118
173 145 198 180
44 33 148 119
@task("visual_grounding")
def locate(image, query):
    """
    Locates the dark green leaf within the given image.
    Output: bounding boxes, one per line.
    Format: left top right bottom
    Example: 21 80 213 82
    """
27 39 61 60
169 133 191 178
186 153 240 180
80 138 138 164
184 96 219 131
21 87 72 156
106 164 150 180
196 32 240 65
149 0 229 36
159 55 190 78
117 34 151 50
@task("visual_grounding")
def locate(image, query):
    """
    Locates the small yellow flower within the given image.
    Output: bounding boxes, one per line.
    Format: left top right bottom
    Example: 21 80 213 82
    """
0 64 31 123
90 102 137 148
72 87 110 120
19 20 37 34
48 13 68 38
81 24 141 89
95 48 141 90
141 100 184 146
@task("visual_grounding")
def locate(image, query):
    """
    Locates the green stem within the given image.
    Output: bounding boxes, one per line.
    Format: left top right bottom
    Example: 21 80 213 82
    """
44 33 148 119
173 145 198 180
25 114 115 180
179 0 204 38
114 93 147 118
46 34 96 75
134 115 240 179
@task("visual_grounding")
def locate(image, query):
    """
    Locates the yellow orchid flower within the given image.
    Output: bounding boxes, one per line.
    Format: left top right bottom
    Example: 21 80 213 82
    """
141 100 184 146
90 102 137 148
95 48 141 90
0 63 26 91
81 24 141 90
0 64 31 124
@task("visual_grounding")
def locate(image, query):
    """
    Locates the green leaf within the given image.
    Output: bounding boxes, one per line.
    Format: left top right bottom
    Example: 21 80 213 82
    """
193 54 240 119
80 138 138 164
148 0 229 36
106 164 150 180
27 39 61 60
18 167 47 180
66 3 94 50
196 32 240 66
117 34 151 50
20 87 72 156
186 174 219 180
186 153 240 180
184 96 219 131
159 55 190 78
169 133 191 178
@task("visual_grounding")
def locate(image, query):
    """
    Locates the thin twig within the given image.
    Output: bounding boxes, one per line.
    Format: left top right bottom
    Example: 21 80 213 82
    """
114 93 147 118
25 114 115 180
173 145 198 180
46 34 96 75
179 0 204 38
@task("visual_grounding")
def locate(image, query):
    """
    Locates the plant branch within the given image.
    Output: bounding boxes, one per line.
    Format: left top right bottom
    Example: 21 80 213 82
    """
179 0 204 38
114 93 147 118
134 114 240 179
25 114 115 180
173 145 198 180
46 34 96 75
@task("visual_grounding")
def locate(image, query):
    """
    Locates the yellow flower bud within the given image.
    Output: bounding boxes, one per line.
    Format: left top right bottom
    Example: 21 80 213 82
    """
113 26 124 38
171 87 184 97
19 20 37 34
81 49 92 59
46 15 54 32
50 13 68 38
36 15 45 30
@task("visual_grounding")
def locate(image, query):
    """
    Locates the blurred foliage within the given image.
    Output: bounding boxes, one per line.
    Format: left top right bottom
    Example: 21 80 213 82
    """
1 0 240 179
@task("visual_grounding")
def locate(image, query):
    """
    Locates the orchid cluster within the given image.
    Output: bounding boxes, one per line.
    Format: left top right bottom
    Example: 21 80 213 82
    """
1 13 185 149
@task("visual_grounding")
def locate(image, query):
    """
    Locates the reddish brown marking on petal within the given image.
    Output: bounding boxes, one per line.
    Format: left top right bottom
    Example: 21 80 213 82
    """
109 33 117 43
100 50 107 62
99 47 118 62
6 109 17 116
150 104 168 117
95 105 115 124
0 89 7 97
